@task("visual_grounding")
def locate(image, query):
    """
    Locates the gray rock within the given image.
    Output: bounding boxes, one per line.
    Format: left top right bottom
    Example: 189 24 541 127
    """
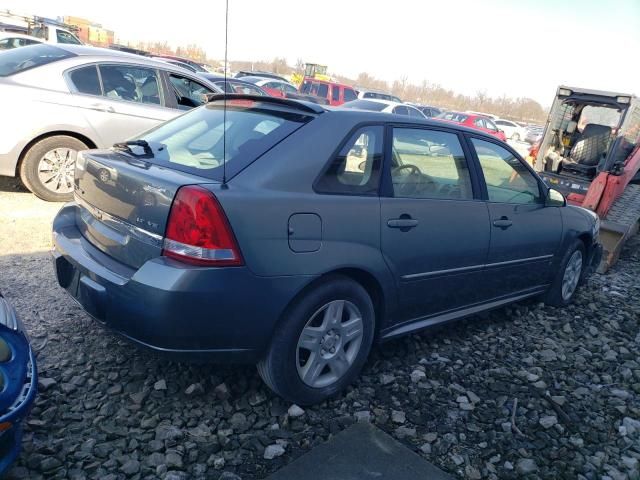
410 369 426 383
38 377 57 391
465 466 482 480
391 410 406 424
165 451 183 468
354 411 371 423
516 458 538 475
539 415 558 429
185 383 204 396
539 349 557 362
214 383 230 400
451 454 464 466
120 459 140 475
420 443 432 454
381 374 396 385
423 432 438 443
287 404 305 418
154 379 167 390
264 444 285 460
394 426 416 439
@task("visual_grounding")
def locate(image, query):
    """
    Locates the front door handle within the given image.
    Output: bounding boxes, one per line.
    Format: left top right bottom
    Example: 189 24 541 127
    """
492 216 513 229
387 217 418 229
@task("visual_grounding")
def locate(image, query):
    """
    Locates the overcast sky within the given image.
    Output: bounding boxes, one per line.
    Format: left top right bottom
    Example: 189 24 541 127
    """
4 0 639 105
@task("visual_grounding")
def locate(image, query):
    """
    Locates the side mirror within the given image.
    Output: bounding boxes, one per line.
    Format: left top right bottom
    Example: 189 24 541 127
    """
545 187 566 207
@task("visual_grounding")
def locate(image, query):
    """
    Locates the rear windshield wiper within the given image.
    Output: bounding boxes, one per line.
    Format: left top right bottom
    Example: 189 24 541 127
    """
113 140 154 159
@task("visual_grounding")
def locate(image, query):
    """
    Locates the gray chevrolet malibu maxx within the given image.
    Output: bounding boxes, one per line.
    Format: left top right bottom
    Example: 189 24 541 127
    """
52 95 602 405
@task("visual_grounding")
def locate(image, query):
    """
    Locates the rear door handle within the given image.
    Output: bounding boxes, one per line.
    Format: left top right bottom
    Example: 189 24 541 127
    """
492 217 513 229
387 218 418 229
90 103 115 113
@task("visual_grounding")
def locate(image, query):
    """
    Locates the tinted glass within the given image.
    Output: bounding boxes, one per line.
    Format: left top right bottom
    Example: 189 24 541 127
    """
282 83 298 94
136 101 311 181
485 119 498 131
300 80 312 94
438 112 468 122
471 138 541 204
69 65 101 95
169 73 213 109
332 86 340 101
315 126 383 195
229 82 265 96
341 100 387 112
473 118 486 128
393 106 409 115
99 65 161 104
392 129 473 200
407 107 424 118
343 88 357 102
56 30 81 44
0 44 74 76
317 83 329 98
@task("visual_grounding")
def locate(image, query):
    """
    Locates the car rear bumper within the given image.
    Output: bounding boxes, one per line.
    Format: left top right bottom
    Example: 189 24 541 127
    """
52 203 314 363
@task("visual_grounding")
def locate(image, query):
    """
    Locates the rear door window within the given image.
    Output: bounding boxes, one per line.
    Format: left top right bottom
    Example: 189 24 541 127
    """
136 101 312 181
56 30 81 44
99 64 161 105
68 65 101 95
407 107 424 118
315 126 384 195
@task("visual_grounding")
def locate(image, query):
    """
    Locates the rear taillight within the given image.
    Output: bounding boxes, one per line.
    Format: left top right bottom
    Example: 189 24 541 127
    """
162 186 243 267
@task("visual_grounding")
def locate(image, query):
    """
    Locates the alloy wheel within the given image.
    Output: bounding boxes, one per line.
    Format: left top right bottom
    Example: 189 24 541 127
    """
296 300 364 388
561 250 583 301
37 148 77 194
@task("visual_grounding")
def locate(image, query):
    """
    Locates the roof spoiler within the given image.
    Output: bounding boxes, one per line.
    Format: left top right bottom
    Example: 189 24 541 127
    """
205 93 326 115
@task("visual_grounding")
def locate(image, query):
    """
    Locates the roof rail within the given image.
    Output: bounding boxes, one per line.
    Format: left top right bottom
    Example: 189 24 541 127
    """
205 93 326 115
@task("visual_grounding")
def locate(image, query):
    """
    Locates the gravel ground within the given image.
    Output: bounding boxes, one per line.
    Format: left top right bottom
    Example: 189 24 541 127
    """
0 177 639 480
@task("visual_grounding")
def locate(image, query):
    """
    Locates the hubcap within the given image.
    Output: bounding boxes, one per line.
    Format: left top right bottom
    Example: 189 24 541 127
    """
37 148 77 194
296 300 364 388
561 250 583 301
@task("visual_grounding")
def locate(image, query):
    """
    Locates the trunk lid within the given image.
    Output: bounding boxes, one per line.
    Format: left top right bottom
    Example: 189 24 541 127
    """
74 148 216 269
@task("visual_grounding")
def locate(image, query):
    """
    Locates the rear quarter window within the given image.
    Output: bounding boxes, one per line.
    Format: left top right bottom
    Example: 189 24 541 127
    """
0 44 74 76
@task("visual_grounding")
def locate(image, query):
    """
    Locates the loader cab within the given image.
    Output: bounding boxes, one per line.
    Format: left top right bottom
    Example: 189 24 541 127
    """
534 87 639 181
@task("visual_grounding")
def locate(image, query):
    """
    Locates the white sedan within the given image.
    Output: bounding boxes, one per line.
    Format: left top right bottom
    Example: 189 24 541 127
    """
494 118 527 141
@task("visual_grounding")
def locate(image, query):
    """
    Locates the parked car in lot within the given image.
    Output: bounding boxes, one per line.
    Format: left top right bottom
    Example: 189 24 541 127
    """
51 95 602 405
525 125 545 144
198 73 269 96
0 293 37 476
341 99 427 118
408 104 442 118
436 111 508 141
355 87 402 103
0 32 42 50
0 43 222 201
239 76 298 98
494 118 527 141
234 70 289 82
299 78 357 106
153 54 208 73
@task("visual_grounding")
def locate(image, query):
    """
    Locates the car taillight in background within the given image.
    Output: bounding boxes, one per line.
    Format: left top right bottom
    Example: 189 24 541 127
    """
162 186 244 266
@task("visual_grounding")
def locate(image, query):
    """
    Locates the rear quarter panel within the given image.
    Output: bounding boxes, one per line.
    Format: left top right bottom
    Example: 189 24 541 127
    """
214 113 399 321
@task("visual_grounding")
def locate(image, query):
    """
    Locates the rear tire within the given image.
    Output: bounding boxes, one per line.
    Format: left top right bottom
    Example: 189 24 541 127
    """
257 275 375 406
20 135 88 202
544 240 585 307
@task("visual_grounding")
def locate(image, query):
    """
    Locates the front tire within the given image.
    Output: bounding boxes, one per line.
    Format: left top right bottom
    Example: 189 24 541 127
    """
544 240 585 307
20 135 88 202
257 275 375 405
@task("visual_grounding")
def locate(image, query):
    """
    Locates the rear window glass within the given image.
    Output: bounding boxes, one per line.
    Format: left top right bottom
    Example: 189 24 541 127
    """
0 44 74 76
135 101 312 181
341 100 387 112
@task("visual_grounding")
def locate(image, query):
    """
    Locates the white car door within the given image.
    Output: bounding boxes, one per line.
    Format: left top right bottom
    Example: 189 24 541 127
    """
66 63 179 147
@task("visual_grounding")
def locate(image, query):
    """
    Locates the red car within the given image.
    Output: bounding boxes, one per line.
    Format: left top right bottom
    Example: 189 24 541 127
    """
436 111 507 141
299 78 357 106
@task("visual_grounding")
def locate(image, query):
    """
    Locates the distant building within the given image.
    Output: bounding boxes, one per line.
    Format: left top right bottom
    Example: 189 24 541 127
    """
63 16 114 46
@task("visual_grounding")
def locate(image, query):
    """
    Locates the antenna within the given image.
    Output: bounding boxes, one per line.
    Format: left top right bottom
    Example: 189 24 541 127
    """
221 0 229 187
